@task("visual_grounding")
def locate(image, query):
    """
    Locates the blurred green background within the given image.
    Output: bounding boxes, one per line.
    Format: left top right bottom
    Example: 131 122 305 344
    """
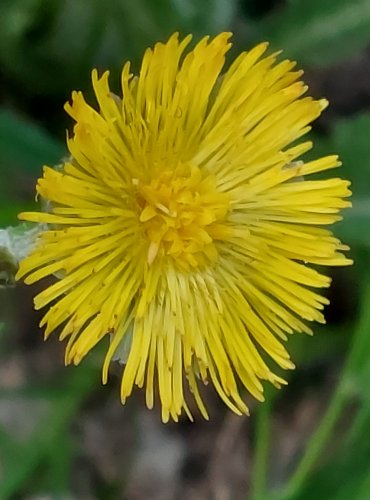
1 0 370 498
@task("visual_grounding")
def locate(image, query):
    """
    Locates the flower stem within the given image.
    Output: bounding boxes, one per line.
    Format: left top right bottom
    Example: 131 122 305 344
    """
277 280 370 500
250 396 272 500
277 381 347 499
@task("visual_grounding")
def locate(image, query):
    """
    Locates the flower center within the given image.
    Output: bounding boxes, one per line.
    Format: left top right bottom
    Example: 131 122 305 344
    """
135 164 230 270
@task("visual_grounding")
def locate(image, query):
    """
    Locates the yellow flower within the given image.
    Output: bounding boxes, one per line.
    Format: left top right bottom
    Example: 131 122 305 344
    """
16 33 352 422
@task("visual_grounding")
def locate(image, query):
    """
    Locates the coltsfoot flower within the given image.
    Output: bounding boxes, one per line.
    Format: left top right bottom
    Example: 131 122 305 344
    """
16 33 352 422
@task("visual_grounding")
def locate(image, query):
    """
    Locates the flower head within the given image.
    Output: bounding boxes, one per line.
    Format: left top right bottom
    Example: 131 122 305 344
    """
16 33 351 422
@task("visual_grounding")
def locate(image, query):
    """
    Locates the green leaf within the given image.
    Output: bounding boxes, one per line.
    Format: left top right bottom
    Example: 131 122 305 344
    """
285 389 370 500
0 0 44 49
259 0 370 66
275 278 370 500
0 423 21 467
344 280 370 394
108 0 237 68
310 115 370 248
0 109 64 225
168 0 237 33
0 109 65 174
0 0 238 100
328 116 370 247
287 433 370 500
305 208 370 500
43 433 73 494
0 0 94 95
0 361 99 498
